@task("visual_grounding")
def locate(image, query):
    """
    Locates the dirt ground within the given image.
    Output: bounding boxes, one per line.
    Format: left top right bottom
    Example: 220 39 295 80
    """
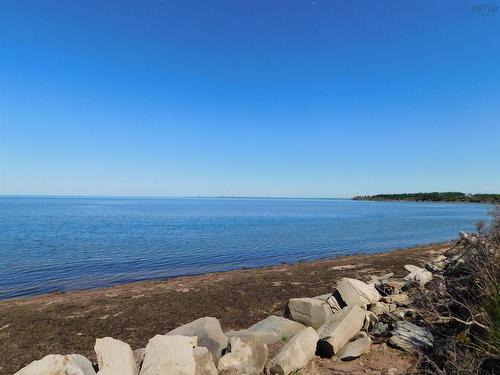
0 242 452 374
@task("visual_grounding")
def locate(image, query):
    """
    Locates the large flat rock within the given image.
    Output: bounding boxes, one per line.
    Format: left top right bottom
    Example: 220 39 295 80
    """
226 315 305 345
316 305 365 358
168 317 228 362
336 278 381 306
95 337 138 375
286 297 334 329
267 327 319 375
140 335 197 375
14 354 96 375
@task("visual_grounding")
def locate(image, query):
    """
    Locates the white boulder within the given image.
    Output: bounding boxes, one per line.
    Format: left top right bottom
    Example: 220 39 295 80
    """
14 354 96 375
336 331 372 361
167 317 228 362
140 335 197 375
286 297 334 329
267 327 319 375
316 305 365 358
217 337 268 374
226 315 305 344
95 337 138 375
336 278 381 306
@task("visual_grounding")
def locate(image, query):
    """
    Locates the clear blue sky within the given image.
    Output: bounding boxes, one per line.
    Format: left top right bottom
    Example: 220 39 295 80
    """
1 0 499 198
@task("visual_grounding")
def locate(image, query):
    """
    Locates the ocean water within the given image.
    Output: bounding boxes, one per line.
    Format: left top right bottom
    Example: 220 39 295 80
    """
0 196 491 299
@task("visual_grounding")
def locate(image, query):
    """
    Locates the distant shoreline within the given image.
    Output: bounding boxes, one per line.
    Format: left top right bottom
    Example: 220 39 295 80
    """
353 192 500 204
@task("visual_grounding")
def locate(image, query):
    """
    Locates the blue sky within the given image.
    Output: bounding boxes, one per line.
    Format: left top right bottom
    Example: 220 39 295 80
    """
0 0 499 197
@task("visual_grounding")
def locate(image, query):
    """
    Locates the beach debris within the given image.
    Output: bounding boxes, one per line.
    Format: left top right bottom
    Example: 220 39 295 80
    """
395 308 417 319
425 254 448 273
336 277 381 306
371 322 390 338
193 347 218 375
285 297 334 329
388 321 433 352
381 293 410 306
369 272 394 285
13 354 96 375
225 315 305 345
404 268 433 287
336 331 372 361
140 335 196 375
316 305 365 358
369 301 396 315
217 336 268 374
267 327 319 375
363 311 379 331
95 337 138 375
167 317 228 362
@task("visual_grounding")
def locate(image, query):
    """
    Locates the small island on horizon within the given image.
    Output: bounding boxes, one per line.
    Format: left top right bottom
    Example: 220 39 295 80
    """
353 192 500 203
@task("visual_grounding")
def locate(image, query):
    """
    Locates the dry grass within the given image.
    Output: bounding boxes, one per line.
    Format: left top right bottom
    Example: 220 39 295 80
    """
413 206 500 374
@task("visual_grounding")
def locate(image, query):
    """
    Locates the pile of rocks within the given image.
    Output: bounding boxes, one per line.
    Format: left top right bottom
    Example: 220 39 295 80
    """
14 259 444 375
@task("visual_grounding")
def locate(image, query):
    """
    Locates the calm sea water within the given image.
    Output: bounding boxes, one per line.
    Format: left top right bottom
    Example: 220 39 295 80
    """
0 197 491 299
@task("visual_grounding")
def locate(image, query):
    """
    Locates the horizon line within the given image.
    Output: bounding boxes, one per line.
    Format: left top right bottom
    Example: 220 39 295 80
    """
0 194 353 200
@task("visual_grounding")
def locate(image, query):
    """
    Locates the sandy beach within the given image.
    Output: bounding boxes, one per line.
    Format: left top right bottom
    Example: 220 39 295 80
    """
0 241 453 374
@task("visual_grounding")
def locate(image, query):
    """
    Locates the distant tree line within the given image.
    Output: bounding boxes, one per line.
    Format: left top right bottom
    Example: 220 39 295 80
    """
352 192 500 203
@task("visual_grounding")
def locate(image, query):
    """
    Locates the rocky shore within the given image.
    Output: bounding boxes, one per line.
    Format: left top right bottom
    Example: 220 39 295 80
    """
0 242 455 374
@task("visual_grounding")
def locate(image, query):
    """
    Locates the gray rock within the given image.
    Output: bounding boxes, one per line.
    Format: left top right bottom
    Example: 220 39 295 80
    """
286 297 334 329
316 305 365 358
95 337 138 375
371 322 389 336
389 321 433 352
217 337 268 375
14 354 96 375
336 278 381 306
140 335 197 375
168 317 228 362
336 331 372 361
226 315 305 345
193 347 217 375
267 327 319 375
